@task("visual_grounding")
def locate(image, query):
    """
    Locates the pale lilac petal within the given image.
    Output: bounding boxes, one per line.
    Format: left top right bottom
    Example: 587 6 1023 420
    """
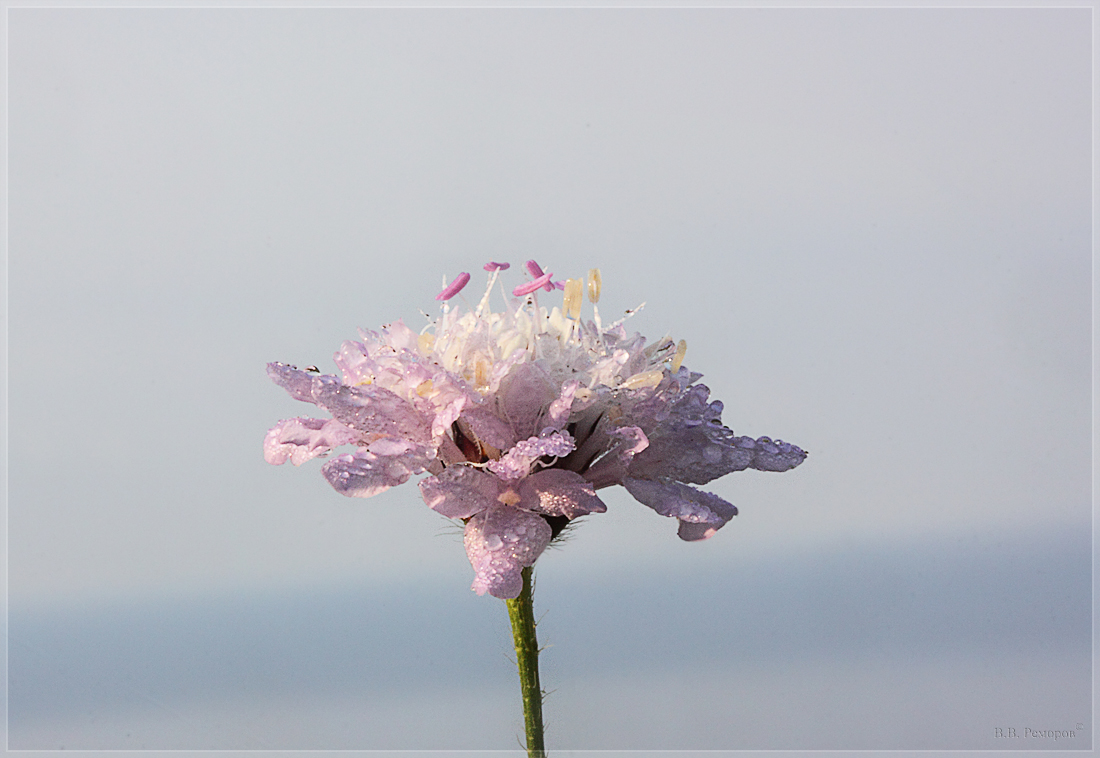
419 465 503 518
582 425 650 489
486 348 529 394
611 425 649 457
622 477 738 541
484 261 510 271
497 362 555 439
333 322 429 391
487 431 575 481
459 406 516 451
332 341 373 386
267 362 325 404
431 395 468 441
436 272 471 301
367 437 419 456
264 417 359 465
545 380 580 431
310 375 433 443
464 505 552 599
321 445 434 498
380 319 420 352
518 469 607 519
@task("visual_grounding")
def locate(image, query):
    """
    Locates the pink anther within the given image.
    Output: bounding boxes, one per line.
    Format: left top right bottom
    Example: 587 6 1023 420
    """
436 272 471 301
483 261 511 272
524 260 557 291
512 270 554 297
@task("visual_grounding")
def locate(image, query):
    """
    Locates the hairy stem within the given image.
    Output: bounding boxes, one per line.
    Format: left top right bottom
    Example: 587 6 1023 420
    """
506 566 546 758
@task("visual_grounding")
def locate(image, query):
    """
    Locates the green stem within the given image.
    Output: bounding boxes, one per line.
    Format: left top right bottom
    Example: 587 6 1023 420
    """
506 566 546 758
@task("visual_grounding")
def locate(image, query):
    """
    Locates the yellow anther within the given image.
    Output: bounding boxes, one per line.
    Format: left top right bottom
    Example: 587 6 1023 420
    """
416 379 434 397
417 333 435 356
563 278 583 319
671 339 687 372
620 370 664 390
587 268 602 303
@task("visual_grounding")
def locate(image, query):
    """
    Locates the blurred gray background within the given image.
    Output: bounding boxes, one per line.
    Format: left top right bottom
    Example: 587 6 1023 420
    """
7 6 1091 755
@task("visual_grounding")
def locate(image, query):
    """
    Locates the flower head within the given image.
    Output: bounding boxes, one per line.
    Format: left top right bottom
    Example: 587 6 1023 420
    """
265 262 806 598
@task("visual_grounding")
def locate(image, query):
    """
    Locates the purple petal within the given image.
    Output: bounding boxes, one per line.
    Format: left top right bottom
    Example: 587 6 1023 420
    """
628 427 754 484
623 380 806 482
464 505 552 599
622 477 737 541
419 465 503 519
677 520 726 542
750 436 808 472
264 417 359 465
487 430 575 481
321 445 434 498
310 375 432 443
518 469 607 519
630 431 808 481
267 362 326 404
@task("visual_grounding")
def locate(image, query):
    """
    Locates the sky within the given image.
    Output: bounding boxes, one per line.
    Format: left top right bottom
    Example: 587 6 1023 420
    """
6 6 1092 756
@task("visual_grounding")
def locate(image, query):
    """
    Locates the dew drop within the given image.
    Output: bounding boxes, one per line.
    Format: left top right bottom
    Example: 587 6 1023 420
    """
485 534 504 551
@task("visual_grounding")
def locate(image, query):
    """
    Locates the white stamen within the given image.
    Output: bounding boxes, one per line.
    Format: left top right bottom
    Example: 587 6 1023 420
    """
620 370 664 390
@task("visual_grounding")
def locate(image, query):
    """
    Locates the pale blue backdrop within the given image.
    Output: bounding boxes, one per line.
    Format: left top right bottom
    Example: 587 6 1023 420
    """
7 6 1091 756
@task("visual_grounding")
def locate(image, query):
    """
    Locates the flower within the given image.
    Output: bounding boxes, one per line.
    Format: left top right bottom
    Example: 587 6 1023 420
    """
265 262 807 598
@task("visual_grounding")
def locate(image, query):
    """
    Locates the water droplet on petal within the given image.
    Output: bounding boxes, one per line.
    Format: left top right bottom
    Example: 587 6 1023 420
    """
485 534 504 551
